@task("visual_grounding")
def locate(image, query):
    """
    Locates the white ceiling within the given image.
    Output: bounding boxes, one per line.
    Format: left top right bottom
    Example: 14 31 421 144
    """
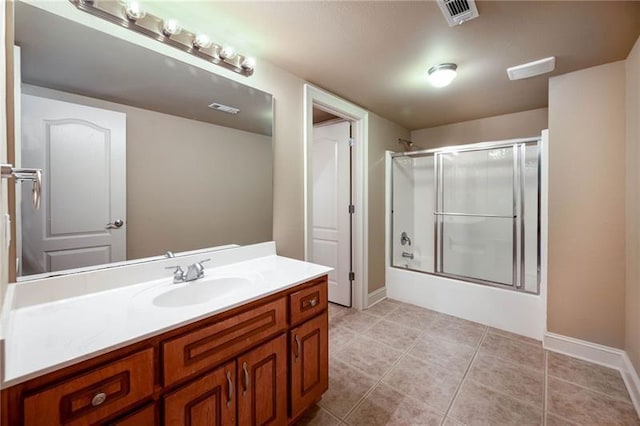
142 0 640 130
15 2 273 136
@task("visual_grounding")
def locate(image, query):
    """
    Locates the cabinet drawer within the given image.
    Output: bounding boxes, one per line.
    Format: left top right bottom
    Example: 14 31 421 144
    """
108 403 156 426
289 278 327 326
163 298 287 386
23 349 154 426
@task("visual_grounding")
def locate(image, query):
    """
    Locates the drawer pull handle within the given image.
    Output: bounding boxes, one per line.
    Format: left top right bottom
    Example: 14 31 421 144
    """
294 335 301 361
242 362 249 395
91 392 107 407
309 298 318 307
226 371 233 407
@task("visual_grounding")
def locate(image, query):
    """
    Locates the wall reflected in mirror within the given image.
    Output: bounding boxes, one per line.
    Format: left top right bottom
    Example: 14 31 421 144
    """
13 1 274 279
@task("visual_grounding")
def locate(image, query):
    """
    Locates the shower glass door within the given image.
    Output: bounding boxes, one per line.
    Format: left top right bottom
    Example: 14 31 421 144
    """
436 147 516 287
390 138 541 294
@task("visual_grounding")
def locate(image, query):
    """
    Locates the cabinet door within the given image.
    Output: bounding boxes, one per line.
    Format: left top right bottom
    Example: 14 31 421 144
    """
164 360 236 426
237 334 287 426
290 311 329 420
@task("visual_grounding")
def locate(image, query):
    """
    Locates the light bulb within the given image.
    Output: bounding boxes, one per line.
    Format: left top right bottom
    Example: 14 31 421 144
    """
162 19 182 36
220 46 236 60
193 33 212 49
427 63 458 88
124 1 145 21
241 57 256 71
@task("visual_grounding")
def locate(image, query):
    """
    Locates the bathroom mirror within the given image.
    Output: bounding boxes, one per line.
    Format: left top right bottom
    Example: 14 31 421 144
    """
12 1 274 280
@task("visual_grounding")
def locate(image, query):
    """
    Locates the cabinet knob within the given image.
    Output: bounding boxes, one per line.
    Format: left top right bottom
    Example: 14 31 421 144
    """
309 298 317 307
91 392 107 407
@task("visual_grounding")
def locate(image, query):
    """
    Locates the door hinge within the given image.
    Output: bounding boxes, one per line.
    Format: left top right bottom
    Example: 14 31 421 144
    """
348 137 355 147
349 271 355 281
348 204 355 214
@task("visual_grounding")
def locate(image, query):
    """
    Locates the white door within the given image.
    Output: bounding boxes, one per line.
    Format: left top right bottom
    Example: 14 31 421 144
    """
20 94 126 275
312 120 351 306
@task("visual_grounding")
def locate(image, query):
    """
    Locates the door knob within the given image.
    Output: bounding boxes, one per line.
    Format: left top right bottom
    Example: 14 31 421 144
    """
106 219 124 229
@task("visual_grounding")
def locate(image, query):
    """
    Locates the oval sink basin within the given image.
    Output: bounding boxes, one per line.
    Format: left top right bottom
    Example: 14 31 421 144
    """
153 277 252 308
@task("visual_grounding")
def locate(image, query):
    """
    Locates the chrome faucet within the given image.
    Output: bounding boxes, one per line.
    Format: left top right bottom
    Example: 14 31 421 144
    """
165 259 210 283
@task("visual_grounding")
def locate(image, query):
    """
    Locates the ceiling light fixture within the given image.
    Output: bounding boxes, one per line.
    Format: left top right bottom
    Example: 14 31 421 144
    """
241 57 256 71
123 1 145 21
428 63 458 88
162 19 182 37
193 33 213 49
69 0 256 77
220 46 236 60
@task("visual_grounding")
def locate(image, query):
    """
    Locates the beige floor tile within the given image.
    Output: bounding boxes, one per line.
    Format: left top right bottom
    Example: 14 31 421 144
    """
477 332 544 371
318 357 378 419
364 300 400 318
545 413 578 426
295 405 341 426
381 354 462 411
329 325 357 353
442 418 464 426
487 327 542 347
329 304 352 321
385 305 440 331
467 352 544 407
428 315 486 348
448 380 542 426
547 352 632 402
407 333 475 377
331 311 381 333
547 377 639 426
334 336 404 379
363 319 423 351
344 383 444 426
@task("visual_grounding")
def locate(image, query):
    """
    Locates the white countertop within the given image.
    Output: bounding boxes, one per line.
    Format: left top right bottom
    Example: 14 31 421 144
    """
0 242 332 388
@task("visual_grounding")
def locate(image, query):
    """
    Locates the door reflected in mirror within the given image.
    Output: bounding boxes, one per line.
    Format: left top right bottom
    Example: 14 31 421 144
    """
13 1 274 279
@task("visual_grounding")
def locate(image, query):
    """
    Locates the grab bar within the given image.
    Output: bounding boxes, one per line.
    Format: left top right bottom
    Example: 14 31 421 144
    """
433 212 516 219
1 164 42 210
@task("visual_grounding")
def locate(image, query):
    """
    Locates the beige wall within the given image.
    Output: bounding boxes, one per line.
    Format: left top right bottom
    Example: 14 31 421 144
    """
21 84 273 260
368 114 410 293
626 37 640 370
411 108 548 149
548 61 627 348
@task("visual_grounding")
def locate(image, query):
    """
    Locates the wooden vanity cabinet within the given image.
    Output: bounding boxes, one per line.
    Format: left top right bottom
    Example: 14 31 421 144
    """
289 312 329 421
163 360 236 426
1 275 328 426
237 335 287 426
108 403 158 426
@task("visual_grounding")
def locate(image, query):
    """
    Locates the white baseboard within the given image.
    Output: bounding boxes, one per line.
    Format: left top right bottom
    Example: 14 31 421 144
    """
544 332 640 416
367 287 386 307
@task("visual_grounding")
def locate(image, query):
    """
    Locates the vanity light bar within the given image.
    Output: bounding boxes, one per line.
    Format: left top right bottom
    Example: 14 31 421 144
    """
69 0 255 77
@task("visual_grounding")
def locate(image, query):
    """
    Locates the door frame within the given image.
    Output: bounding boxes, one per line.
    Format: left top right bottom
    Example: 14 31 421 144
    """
303 84 369 311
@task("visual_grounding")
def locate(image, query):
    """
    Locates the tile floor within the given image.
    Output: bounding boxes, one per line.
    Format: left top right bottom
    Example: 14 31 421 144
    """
295 299 640 426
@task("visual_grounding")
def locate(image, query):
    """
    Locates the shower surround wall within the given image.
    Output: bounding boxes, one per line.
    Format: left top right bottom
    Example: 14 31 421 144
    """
386 136 548 339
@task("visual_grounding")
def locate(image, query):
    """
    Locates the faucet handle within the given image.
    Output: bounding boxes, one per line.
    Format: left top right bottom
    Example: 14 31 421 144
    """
194 259 211 278
165 265 185 283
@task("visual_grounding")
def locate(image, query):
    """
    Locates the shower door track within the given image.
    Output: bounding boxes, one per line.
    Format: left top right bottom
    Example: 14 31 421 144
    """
390 137 542 294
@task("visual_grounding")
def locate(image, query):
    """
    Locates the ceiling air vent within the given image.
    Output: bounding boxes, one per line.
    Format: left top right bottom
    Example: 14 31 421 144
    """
208 102 240 114
437 0 479 27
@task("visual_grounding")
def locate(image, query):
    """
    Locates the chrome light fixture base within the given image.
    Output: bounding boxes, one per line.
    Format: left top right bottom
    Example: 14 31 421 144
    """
427 63 458 88
69 0 255 77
